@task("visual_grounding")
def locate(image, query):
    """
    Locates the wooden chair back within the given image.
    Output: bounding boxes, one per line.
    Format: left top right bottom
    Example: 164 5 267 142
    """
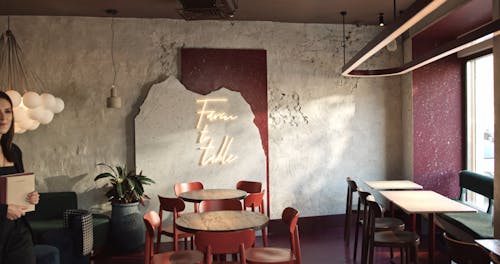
174 181 204 196
282 207 302 264
199 199 242 212
243 191 265 214
174 181 204 212
443 233 491 264
195 229 255 264
157 196 186 251
236 181 262 193
144 211 161 264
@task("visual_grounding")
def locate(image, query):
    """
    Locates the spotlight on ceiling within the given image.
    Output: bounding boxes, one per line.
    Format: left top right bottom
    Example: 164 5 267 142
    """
379 13 385 27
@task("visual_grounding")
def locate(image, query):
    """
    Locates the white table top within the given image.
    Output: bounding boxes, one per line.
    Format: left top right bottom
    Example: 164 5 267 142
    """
379 190 477 214
365 180 423 190
475 239 500 256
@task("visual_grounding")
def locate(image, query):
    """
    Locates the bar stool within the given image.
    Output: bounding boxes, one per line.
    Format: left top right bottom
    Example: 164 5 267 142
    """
364 196 420 264
345 177 358 244
355 190 405 261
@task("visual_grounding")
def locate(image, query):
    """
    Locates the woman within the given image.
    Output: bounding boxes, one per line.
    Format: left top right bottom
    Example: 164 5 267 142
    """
0 91 39 264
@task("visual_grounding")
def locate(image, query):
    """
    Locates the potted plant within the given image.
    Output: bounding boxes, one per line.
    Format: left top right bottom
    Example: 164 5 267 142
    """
94 163 155 253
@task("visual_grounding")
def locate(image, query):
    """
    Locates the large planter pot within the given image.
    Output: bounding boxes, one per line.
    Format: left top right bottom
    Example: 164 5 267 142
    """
111 202 145 253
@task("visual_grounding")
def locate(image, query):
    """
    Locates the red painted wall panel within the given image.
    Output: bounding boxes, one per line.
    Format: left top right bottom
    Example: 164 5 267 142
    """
411 0 491 197
180 48 270 211
412 55 462 197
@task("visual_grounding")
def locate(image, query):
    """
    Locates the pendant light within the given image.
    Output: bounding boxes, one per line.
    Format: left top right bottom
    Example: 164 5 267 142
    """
0 17 65 134
386 0 398 52
341 11 347 66
106 9 122 109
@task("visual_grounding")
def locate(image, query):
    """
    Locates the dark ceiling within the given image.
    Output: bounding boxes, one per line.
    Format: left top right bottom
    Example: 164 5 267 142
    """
0 0 416 25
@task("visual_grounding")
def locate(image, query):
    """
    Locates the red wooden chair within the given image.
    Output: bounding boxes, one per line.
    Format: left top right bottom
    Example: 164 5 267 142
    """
199 199 243 212
195 229 256 264
242 191 267 246
245 207 302 264
143 211 203 264
174 181 204 212
157 196 195 251
236 181 262 193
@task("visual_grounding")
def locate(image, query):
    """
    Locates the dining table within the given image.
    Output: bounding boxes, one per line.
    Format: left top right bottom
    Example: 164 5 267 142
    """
380 190 477 264
176 210 269 233
178 189 248 203
364 179 423 220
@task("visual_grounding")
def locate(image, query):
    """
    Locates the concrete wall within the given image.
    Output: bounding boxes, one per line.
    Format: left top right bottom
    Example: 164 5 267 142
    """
3 16 402 218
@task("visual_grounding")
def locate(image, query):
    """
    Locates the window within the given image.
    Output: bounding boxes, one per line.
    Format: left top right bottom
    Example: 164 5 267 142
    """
465 53 493 210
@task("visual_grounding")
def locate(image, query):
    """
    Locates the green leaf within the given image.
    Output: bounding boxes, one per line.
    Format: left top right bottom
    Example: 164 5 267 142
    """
96 163 117 177
94 172 114 181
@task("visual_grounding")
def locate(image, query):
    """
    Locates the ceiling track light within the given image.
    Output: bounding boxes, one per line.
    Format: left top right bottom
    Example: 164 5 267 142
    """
379 13 385 27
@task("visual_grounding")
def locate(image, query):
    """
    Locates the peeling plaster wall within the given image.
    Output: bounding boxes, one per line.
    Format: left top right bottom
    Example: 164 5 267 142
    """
3 16 402 218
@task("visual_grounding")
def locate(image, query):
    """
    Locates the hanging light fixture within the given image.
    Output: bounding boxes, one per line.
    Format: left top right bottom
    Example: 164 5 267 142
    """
386 0 398 52
379 13 385 27
0 17 65 134
340 11 347 66
106 9 122 109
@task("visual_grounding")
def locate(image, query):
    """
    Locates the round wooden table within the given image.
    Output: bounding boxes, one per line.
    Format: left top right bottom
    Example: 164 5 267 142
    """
178 189 247 203
176 210 269 233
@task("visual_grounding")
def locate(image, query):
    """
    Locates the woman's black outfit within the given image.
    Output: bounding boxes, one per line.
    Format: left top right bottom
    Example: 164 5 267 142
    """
0 144 35 264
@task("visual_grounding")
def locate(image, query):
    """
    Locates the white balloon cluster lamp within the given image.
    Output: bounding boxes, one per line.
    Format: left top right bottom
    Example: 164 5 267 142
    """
0 22 65 134
5 90 64 134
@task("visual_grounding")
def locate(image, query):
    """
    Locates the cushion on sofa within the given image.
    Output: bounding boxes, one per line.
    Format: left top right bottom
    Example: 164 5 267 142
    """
440 211 493 239
26 192 110 251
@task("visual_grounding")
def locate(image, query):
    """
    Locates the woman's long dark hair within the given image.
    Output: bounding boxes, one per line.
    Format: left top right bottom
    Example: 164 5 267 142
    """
0 91 15 162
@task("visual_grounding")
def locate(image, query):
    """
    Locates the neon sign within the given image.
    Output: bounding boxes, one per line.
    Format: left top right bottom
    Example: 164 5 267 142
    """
196 98 238 166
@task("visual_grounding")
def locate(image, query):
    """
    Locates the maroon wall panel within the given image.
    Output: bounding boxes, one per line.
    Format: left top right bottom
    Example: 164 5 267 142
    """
411 0 491 197
412 55 462 197
180 48 269 211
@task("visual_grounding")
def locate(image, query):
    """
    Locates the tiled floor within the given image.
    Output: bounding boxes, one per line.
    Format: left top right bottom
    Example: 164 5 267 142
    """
94 218 449 263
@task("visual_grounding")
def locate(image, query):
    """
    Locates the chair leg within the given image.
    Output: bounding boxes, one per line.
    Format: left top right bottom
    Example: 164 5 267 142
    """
412 244 418 264
406 246 410 264
353 197 361 260
368 242 374 264
262 227 268 247
344 191 352 244
174 235 178 251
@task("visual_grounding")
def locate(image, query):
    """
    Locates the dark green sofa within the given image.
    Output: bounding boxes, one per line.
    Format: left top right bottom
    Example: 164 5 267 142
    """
436 170 493 241
26 192 110 250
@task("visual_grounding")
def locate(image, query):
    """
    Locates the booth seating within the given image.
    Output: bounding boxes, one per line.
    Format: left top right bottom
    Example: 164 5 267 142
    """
436 170 494 241
26 192 110 250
